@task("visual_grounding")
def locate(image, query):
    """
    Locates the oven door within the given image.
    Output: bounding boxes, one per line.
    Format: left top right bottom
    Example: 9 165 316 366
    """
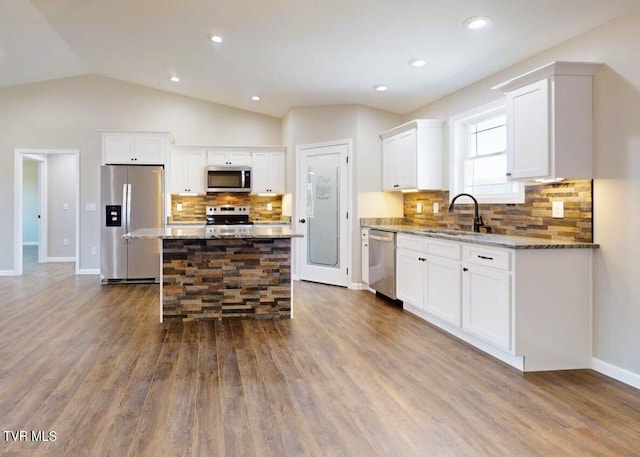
207 167 251 192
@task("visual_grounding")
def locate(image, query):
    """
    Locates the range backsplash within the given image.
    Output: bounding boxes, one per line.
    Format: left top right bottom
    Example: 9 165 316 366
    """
363 180 593 243
169 194 284 222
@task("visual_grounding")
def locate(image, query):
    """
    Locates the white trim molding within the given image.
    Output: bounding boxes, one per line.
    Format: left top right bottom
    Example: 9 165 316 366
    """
0 270 18 276
592 358 640 390
76 268 100 275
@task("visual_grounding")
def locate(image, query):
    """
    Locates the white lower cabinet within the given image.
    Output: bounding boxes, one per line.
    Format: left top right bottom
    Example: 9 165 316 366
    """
396 247 425 309
396 235 461 325
462 264 511 351
396 233 593 372
424 255 461 326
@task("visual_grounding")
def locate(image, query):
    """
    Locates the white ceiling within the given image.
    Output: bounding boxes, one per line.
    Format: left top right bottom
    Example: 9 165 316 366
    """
3 0 640 117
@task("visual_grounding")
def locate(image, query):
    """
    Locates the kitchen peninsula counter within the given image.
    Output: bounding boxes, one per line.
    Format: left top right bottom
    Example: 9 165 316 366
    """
125 226 302 322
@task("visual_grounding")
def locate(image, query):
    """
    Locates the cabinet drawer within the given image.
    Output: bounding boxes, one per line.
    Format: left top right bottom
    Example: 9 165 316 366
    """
397 234 426 252
426 239 460 260
463 244 511 271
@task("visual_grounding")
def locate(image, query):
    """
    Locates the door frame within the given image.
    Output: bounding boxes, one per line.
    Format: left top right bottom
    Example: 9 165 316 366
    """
13 149 80 275
295 139 353 287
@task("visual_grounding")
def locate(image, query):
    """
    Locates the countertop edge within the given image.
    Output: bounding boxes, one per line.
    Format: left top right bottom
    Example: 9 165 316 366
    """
362 224 599 249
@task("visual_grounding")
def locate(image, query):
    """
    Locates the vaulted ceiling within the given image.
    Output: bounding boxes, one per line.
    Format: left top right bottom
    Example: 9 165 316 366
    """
3 0 640 117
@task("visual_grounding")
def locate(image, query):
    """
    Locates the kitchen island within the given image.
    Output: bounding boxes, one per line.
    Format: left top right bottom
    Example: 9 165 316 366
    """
125 225 303 322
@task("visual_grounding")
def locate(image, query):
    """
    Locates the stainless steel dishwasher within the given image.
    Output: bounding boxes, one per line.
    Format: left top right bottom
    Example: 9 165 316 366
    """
368 229 397 300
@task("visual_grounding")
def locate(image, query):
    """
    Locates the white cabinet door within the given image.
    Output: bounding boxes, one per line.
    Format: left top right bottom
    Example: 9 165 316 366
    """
424 255 461 326
396 248 424 309
170 150 207 194
103 134 135 163
506 79 550 179
382 136 399 191
134 135 167 164
268 152 286 194
462 265 511 351
251 152 285 194
397 128 417 189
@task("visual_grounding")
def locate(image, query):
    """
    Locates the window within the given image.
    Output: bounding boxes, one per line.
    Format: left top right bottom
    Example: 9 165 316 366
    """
450 101 524 204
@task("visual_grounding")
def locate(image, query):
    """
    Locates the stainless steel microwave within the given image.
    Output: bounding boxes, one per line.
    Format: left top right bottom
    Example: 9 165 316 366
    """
206 166 252 193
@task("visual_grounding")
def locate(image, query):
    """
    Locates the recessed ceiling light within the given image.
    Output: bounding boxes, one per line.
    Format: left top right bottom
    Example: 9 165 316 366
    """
408 59 427 68
373 85 388 92
464 16 492 30
209 34 223 43
170 76 180 82
251 95 261 101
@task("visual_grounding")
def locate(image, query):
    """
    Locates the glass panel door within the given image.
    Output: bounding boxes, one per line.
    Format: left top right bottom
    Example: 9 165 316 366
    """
306 154 340 268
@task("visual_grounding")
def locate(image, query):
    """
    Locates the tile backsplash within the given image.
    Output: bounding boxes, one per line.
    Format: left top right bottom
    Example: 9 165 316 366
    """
169 193 284 222
400 180 593 242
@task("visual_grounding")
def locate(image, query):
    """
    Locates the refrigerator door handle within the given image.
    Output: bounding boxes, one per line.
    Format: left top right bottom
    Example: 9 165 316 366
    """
126 183 132 235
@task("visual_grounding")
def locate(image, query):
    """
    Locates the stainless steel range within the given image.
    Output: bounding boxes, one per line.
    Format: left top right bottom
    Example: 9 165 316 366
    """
206 205 252 226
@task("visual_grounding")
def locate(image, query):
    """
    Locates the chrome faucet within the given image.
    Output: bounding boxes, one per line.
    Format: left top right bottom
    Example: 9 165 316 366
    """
448 193 484 233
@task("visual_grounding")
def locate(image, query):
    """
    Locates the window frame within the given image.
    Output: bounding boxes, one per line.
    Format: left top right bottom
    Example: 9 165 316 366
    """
449 100 524 204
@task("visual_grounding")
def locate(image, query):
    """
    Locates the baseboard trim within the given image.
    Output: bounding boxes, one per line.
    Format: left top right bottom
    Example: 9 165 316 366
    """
592 358 640 390
23 241 39 246
349 282 369 290
76 268 100 275
0 270 18 276
45 257 75 263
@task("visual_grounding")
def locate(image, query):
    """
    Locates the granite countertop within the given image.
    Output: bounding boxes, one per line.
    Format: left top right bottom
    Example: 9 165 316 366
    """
166 220 291 226
125 225 302 240
362 224 599 249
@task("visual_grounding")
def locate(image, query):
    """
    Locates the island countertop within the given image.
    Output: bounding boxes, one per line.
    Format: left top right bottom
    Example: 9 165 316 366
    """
124 225 303 240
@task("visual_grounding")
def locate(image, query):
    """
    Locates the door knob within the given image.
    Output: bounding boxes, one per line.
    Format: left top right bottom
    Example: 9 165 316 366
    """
299 219 306 223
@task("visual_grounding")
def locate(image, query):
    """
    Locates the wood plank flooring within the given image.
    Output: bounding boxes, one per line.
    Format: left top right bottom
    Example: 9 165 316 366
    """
1 247 640 456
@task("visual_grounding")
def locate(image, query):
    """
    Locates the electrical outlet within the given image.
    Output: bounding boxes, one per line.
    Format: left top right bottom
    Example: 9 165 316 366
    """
416 203 422 214
267 203 273 211
433 202 439 214
63 202 69 210
63 239 69 246
552 201 564 218
176 203 183 212
91 246 97 255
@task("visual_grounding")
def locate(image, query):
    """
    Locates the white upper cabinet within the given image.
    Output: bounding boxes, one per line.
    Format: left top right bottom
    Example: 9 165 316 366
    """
494 61 602 180
379 119 444 191
207 150 252 166
251 151 285 194
169 148 207 194
102 131 169 165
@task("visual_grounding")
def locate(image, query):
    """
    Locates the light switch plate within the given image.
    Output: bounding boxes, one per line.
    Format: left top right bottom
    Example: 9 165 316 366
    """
433 202 439 214
416 203 422 214
267 203 273 211
176 203 183 212
552 201 564 218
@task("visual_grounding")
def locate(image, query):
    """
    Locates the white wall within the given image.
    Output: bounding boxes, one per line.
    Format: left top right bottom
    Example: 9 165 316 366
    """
0 74 282 272
47 154 76 258
405 9 640 378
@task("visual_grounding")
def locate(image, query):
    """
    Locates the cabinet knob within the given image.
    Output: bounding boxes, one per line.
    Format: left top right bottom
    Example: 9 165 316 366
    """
506 172 512 176
463 267 468 272
299 218 306 223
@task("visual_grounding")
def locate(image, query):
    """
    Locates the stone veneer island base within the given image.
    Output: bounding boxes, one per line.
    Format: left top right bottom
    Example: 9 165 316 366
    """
123 225 302 322
162 238 292 321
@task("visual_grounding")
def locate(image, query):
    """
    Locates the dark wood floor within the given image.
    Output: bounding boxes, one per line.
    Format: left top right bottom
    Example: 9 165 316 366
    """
1 247 640 456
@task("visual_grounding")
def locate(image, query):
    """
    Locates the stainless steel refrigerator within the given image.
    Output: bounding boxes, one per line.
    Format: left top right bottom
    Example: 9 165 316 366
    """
100 165 164 284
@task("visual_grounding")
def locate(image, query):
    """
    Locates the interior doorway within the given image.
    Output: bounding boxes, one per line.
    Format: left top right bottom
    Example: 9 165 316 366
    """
22 156 45 266
13 149 80 275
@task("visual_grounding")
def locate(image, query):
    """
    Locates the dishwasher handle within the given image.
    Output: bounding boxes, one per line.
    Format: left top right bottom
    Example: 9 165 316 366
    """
369 234 394 242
